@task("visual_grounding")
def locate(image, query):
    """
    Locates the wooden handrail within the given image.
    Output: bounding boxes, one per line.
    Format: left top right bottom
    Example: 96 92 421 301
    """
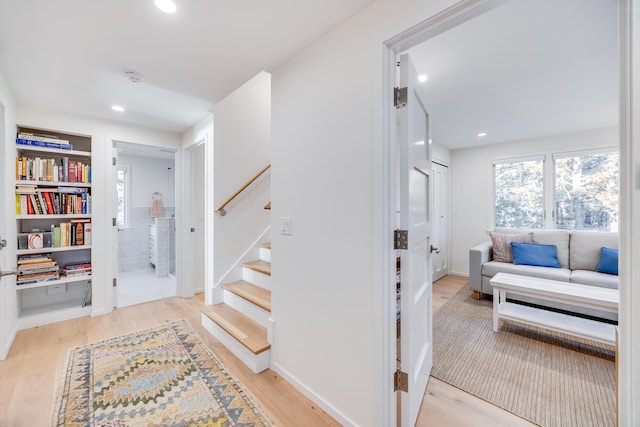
215 164 271 216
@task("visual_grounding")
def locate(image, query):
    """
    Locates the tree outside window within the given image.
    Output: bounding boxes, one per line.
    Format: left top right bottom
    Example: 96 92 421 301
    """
494 159 544 229
555 152 618 231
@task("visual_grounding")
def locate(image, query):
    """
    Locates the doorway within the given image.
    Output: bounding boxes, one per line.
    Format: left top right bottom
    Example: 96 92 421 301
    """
114 142 177 307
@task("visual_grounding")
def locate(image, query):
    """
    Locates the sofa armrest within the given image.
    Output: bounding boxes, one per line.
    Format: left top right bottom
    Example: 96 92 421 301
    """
469 241 492 292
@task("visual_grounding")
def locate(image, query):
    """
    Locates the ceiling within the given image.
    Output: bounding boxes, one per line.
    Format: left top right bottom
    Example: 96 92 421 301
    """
0 0 376 133
407 0 619 150
0 0 619 151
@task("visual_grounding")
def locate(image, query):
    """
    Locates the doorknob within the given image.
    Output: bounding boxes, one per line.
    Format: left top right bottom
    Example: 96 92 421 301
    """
430 245 441 254
0 238 7 251
0 269 18 278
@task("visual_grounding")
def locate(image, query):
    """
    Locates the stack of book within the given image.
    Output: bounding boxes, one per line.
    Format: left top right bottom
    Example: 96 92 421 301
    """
17 254 60 285
62 262 92 278
16 132 73 150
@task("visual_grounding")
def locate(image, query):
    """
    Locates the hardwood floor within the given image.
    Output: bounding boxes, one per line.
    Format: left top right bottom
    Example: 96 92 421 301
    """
416 275 535 426
0 276 534 427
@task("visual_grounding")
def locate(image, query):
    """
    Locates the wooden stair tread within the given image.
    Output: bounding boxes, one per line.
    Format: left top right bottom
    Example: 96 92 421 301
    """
202 304 271 355
223 280 271 312
264 201 271 210
243 260 271 276
259 242 271 250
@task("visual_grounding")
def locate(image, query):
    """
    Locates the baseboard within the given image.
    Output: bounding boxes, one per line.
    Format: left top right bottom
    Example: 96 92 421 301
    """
0 326 17 361
448 270 469 278
270 362 357 427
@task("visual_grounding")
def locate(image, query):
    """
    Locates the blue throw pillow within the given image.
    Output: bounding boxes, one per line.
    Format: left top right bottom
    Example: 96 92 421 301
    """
510 242 561 268
596 247 619 275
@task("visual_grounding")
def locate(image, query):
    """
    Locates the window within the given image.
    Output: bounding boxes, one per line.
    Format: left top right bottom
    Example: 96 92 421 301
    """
554 151 619 231
493 150 619 231
116 165 129 228
494 158 545 229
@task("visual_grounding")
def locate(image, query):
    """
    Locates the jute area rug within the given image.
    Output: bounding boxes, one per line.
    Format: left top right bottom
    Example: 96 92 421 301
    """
432 287 616 427
51 319 272 427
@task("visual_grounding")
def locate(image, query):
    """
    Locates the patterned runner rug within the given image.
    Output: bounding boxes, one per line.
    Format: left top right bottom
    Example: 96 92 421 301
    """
52 319 272 427
432 287 616 427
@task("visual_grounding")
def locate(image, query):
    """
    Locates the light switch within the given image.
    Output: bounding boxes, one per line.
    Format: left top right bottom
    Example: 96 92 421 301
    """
280 217 292 235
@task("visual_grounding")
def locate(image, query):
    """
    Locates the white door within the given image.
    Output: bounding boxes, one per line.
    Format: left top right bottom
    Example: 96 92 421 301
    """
432 162 449 282
398 53 433 427
190 143 206 290
111 143 119 307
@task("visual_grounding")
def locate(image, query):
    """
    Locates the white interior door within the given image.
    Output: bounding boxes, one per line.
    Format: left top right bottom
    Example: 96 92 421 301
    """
398 53 433 427
432 162 449 282
191 143 206 291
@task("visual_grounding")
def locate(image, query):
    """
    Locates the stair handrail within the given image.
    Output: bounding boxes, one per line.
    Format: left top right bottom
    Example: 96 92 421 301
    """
215 164 271 216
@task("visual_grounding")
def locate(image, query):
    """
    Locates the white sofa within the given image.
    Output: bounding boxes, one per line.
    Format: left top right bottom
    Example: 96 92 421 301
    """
469 229 619 321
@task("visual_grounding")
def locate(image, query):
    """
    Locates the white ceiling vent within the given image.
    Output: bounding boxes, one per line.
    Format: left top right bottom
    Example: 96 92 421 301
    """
125 71 144 83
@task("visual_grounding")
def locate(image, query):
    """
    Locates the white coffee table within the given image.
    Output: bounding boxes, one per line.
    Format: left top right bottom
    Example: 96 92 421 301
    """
490 272 618 346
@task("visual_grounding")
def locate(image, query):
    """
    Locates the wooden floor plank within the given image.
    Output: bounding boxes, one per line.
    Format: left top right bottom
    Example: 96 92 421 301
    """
223 280 271 312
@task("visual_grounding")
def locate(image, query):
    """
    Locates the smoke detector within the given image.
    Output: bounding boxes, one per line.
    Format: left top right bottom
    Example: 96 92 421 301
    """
125 71 144 83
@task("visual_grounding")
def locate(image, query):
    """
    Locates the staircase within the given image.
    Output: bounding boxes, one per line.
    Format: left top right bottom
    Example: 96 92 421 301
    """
201 243 272 373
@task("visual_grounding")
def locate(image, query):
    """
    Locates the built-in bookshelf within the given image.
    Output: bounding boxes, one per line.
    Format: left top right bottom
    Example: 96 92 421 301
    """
14 126 93 329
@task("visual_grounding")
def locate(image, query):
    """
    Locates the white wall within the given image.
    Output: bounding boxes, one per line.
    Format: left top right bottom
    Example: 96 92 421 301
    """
212 72 271 286
0 73 18 359
119 153 175 208
270 0 460 425
16 104 181 316
449 126 618 275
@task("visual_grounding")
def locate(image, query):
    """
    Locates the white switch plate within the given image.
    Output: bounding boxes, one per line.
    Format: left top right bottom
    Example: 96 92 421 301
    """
280 217 292 235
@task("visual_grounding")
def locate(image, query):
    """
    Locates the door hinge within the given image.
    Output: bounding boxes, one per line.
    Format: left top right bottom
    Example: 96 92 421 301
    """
113 217 117 227
113 157 117 166
394 229 408 250
113 278 117 287
394 86 407 108
394 369 408 392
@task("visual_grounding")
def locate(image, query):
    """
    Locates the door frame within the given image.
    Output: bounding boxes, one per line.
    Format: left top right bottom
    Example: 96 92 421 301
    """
379 0 638 424
380 3 510 423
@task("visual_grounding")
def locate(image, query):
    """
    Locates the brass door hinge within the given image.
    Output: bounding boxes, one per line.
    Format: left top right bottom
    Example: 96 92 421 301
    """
394 229 408 250
394 369 408 392
394 86 407 108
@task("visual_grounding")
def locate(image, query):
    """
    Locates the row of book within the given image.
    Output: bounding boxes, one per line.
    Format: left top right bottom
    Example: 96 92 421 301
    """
53 220 92 247
16 156 91 183
16 132 73 151
17 254 60 285
16 186 91 216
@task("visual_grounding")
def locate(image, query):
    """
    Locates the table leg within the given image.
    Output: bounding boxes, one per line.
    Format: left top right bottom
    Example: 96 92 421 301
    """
493 288 500 332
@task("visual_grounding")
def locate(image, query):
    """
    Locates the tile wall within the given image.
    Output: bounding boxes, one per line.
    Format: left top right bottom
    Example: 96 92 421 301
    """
118 206 175 273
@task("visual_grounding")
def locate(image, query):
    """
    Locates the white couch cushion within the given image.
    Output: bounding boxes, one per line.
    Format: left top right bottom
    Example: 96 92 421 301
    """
570 231 619 270
482 261 571 282
570 269 619 289
532 230 571 269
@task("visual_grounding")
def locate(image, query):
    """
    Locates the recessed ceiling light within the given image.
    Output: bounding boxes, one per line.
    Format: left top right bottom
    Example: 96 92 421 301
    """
418 74 428 83
112 105 125 112
428 139 433 144
477 132 488 137
155 0 176 13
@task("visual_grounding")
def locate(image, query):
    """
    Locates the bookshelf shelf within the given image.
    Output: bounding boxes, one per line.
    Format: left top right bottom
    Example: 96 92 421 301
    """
16 214 91 220
16 180 91 188
16 144 91 158
17 245 91 256
14 126 93 329
15 275 91 291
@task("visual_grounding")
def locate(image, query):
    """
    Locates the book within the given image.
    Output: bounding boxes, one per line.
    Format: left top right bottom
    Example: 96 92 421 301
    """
83 222 92 245
68 161 77 183
17 132 70 145
43 192 55 215
16 138 73 150
75 222 84 245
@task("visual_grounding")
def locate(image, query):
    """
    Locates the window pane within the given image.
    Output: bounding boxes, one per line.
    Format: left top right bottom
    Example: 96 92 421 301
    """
555 152 619 231
494 160 544 229
117 167 127 227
